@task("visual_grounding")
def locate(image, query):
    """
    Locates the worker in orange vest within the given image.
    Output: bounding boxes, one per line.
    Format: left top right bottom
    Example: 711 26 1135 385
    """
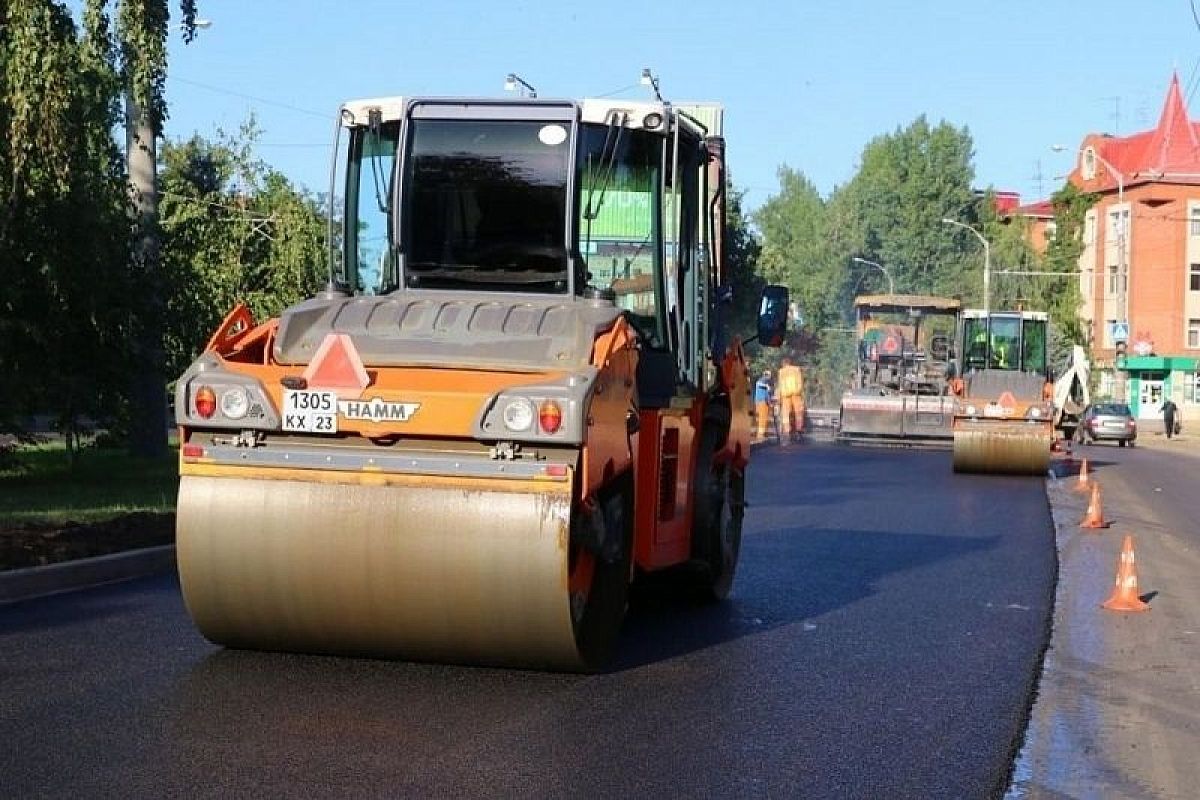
776 357 805 443
753 370 774 441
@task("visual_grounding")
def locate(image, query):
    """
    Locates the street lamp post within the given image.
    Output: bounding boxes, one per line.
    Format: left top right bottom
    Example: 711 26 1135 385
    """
941 218 991 313
503 73 537 98
851 257 895 295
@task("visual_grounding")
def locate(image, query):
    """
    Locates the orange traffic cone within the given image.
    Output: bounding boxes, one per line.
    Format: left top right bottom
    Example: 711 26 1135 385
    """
1080 483 1108 529
1102 535 1150 612
1075 458 1091 491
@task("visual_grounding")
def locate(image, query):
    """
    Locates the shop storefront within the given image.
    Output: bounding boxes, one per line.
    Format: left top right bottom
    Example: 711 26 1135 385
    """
1122 356 1199 419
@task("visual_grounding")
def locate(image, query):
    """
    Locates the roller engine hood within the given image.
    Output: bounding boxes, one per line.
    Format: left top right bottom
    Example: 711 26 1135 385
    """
273 292 622 372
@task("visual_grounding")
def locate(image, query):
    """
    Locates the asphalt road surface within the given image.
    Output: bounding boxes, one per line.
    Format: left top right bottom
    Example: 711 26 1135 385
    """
0 443 1056 799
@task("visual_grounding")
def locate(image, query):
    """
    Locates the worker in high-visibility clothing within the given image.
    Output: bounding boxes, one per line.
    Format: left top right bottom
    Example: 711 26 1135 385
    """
753 370 773 441
776 357 805 442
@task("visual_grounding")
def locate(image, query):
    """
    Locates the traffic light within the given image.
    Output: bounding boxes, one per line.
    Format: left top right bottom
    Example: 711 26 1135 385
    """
1115 340 1127 366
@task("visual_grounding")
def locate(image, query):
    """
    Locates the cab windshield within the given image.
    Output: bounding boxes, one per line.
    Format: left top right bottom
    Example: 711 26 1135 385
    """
576 121 664 345
402 119 571 291
962 315 1047 373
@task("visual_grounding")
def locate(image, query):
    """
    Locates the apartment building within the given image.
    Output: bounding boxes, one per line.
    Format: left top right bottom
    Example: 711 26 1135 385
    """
1043 74 1200 420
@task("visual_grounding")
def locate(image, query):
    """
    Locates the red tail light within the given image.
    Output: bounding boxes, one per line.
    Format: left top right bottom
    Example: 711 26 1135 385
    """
182 443 205 458
194 386 217 419
538 401 563 434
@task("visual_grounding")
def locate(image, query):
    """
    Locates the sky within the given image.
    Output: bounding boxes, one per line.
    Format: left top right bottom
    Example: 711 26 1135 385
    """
158 1 1200 214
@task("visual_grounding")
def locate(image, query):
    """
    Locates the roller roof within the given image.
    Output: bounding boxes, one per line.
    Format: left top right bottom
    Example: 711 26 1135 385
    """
853 294 961 313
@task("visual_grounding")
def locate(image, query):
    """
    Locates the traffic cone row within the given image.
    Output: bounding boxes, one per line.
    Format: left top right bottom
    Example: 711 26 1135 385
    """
1079 483 1108 529
1074 457 1091 491
1101 535 1150 612
1070 473 1151 613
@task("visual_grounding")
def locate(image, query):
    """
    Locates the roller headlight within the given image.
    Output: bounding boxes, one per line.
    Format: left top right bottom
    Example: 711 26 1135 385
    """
219 386 250 420
502 398 535 432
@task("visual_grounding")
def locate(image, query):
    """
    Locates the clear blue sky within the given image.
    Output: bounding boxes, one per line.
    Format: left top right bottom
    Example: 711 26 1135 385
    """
160 1 1200 213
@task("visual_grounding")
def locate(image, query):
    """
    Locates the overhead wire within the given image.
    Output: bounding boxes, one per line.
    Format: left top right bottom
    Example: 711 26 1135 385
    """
171 75 329 119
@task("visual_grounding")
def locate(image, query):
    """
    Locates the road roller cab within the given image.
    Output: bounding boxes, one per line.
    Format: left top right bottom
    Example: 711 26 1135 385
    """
173 95 785 670
951 309 1054 474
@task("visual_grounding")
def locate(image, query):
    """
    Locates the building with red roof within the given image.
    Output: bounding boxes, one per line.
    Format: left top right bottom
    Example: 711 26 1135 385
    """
1051 74 1200 420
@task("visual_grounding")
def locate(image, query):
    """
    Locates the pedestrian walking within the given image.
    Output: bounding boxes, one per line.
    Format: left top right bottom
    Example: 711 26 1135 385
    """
1162 398 1178 439
776 357 805 443
753 370 773 441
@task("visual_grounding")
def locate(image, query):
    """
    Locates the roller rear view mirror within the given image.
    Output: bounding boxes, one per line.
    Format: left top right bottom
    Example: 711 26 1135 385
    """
757 285 789 347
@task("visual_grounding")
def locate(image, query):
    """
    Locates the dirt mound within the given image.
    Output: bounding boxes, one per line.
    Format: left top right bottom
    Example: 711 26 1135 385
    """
0 512 175 571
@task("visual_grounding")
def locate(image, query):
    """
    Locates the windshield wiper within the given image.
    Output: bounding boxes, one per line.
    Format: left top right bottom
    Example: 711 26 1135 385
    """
582 111 628 263
367 107 390 215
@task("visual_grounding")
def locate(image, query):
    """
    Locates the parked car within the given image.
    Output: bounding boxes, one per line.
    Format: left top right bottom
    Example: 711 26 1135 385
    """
1076 402 1137 446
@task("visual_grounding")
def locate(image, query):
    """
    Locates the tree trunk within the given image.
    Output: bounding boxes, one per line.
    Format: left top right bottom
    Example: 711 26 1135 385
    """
125 89 168 457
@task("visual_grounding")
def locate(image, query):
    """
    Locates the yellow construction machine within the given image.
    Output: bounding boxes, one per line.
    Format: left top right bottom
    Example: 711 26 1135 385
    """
951 309 1054 474
173 95 785 670
838 294 961 446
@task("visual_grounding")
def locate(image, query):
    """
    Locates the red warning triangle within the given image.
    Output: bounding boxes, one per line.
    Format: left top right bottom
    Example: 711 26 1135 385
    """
302 333 369 394
997 391 1016 407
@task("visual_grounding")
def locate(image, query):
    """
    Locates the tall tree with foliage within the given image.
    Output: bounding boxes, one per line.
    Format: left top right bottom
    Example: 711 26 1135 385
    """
753 116 986 405
755 167 833 330
1 2 135 458
1 1 200 456
723 183 763 337
834 115 978 299
159 123 327 376
114 0 199 456
1041 182 1098 366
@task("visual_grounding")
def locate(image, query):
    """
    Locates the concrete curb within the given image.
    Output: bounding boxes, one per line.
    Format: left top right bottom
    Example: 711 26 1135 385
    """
0 544 176 605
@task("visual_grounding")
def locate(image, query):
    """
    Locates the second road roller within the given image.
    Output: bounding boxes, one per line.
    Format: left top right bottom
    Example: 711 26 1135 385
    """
173 94 787 670
951 308 1054 475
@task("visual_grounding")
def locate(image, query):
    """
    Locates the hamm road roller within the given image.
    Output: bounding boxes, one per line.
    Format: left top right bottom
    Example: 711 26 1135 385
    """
951 309 1054 474
173 95 786 670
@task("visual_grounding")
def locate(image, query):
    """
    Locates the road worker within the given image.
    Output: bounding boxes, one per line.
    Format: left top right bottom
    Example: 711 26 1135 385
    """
776 357 805 443
753 370 773 441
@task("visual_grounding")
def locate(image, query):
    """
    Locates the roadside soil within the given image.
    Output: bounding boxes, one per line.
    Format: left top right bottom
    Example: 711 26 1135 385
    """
0 512 174 571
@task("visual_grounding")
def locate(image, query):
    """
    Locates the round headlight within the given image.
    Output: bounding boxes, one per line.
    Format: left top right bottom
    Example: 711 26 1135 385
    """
965 405 977 416
219 387 250 419
502 398 534 431
1028 407 1042 418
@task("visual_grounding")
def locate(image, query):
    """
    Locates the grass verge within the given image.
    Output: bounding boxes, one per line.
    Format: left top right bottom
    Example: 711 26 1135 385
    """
0 443 178 528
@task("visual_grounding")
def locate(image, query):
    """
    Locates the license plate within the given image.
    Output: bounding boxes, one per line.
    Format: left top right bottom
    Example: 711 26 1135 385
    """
282 389 338 433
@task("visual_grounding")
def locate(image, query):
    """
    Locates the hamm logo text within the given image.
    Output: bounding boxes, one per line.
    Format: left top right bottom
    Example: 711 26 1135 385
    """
338 398 421 422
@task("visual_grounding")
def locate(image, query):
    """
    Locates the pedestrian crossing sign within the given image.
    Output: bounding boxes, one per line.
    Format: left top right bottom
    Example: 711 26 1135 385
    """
1110 321 1129 343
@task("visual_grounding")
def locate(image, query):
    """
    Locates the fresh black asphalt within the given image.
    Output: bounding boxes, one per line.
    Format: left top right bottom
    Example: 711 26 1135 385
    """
0 443 1055 798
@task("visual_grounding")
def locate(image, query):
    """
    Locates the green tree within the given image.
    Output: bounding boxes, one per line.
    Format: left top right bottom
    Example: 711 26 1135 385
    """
159 123 327 376
835 115 978 298
1 1 134 459
753 116 984 405
1042 183 1098 367
723 183 763 338
116 0 200 457
755 167 836 333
